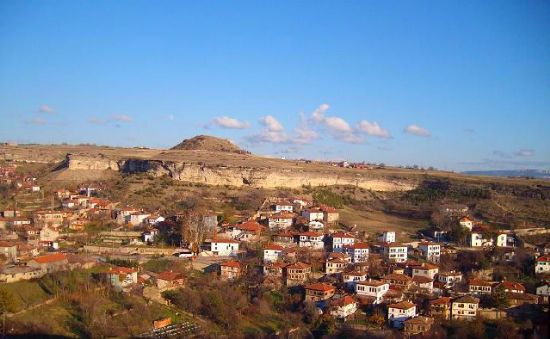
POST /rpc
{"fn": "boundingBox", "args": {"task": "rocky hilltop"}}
[1,140,418,191]
[170,135,249,154]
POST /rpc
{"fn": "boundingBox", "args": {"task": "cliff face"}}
[65,155,416,191]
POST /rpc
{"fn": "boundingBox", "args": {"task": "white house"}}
[331,232,355,252]
[496,233,507,248]
[459,217,474,231]
[342,271,367,290]
[381,243,408,263]
[380,231,396,243]
[536,255,550,274]
[263,243,284,263]
[469,231,493,247]
[343,243,369,263]
[437,271,463,288]
[536,283,550,304]
[298,231,324,249]
[274,202,293,212]
[355,280,389,304]
[308,220,325,231]
[129,212,150,226]
[146,215,165,225]
[411,263,439,280]
[39,226,59,242]
[451,296,479,320]
[268,211,294,230]
[330,296,357,319]
[418,242,441,263]
[387,301,416,329]
[210,239,240,256]
[302,208,324,222]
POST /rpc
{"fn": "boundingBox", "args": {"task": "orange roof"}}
[332,232,354,238]
[537,255,550,262]
[332,295,356,307]
[469,279,496,287]
[109,266,137,274]
[213,238,240,244]
[345,242,369,250]
[384,273,412,282]
[358,279,387,287]
[157,271,183,281]
[286,262,311,269]
[236,221,262,232]
[499,281,525,292]
[271,211,295,219]
[460,216,472,222]
[300,231,322,237]
[264,243,284,251]
[305,283,335,292]
[388,301,415,310]
[32,253,67,264]
[412,276,433,284]
[430,297,452,305]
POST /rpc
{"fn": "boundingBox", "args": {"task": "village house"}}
[468,279,497,295]
[263,243,284,263]
[429,297,452,320]
[106,266,138,291]
[380,231,396,243]
[209,238,240,256]
[308,220,325,232]
[536,282,549,304]
[0,266,44,283]
[497,281,525,294]
[404,316,434,336]
[411,262,439,279]
[342,271,367,290]
[459,216,474,230]
[451,295,479,320]
[284,262,312,286]
[329,295,357,319]
[304,283,336,302]
[437,271,463,288]
[469,227,493,247]
[273,201,293,212]
[298,231,324,249]
[232,221,262,242]
[39,226,60,242]
[535,255,550,274]
[343,242,369,263]
[355,279,389,304]
[418,242,441,263]
[267,211,294,230]
[381,242,408,263]
[263,261,286,278]
[301,208,324,222]
[320,205,339,224]
[506,292,539,306]
[387,301,416,329]
[145,214,165,226]
[331,232,355,252]
[219,260,243,281]
[0,241,17,262]
[33,210,64,228]
[412,275,433,292]
[383,273,413,290]
[27,253,68,273]
[129,211,150,226]
[325,254,349,275]
[273,230,296,247]
[156,271,185,290]
[496,233,508,247]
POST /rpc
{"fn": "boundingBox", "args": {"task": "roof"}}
[0,241,16,248]
[388,301,415,310]
[157,271,183,281]
[331,295,356,307]
[235,221,262,232]
[537,255,550,262]
[412,276,433,284]
[305,283,335,292]
[271,211,295,219]
[438,271,461,277]
[404,316,433,325]
[380,242,407,248]
[345,242,369,250]
[327,252,349,259]
[213,238,240,244]
[343,271,366,277]
[221,260,241,268]
[300,231,323,237]
[32,253,67,264]
[454,295,479,304]
[264,243,284,251]
[286,262,311,269]
[414,263,439,270]
[384,273,412,282]
[107,266,137,274]
[332,232,354,239]
[430,297,452,305]
[358,279,387,287]
[460,216,473,222]
[469,279,496,287]
[499,281,526,292]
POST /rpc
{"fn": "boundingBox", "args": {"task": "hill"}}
[170,135,249,154]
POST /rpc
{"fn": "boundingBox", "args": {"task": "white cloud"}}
[39,105,55,114]
[358,120,390,138]
[515,149,534,157]
[111,114,133,123]
[324,116,353,133]
[260,115,284,132]
[404,124,431,137]
[292,112,319,144]
[212,116,250,129]
[308,104,364,144]
[312,103,330,122]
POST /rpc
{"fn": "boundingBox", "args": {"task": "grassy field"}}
[338,206,428,242]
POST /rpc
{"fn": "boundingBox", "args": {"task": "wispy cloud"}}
[309,103,364,144]
[358,120,390,138]
[39,104,55,114]
[249,115,289,143]
[404,124,431,137]
[27,117,47,125]
[260,115,284,132]
[293,113,319,144]
[515,149,534,157]
[212,116,250,129]
[88,117,105,125]
[111,114,133,123]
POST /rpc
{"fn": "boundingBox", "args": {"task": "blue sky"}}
[1,0,549,171]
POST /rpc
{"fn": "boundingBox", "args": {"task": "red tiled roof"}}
[213,238,240,244]
[264,243,284,251]
[300,231,322,237]
[157,271,183,281]
[235,221,262,232]
[332,295,356,307]
[221,260,241,268]
[388,301,415,310]
[499,281,525,292]
[305,283,335,292]
[537,255,550,262]
[332,232,354,238]
[345,242,369,250]
[384,273,412,282]
[286,262,311,269]
[412,276,433,284]
[358,279,387,287]
[32,253,67,264]
[108,266,137,274]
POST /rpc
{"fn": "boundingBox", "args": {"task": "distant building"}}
[210,239,240,256]
[387,301,416,329]
[418,242,441,263]
[451,295,479,320]
[536,255,550,274]
[284,262,311,286]
[404,316,434,336]
[331,232,355,252]
[304,283,336,302]
[219,260,243,281]
[380,231,396,243]
[381,243,408,263]
[355,280,389,304]
[263,243,284,263]
[343,242,369,263]
[330,295,357,319]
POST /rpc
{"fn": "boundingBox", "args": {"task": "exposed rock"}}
[170,135,249,154]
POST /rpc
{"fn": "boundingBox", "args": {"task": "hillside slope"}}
[170,135,249,154]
